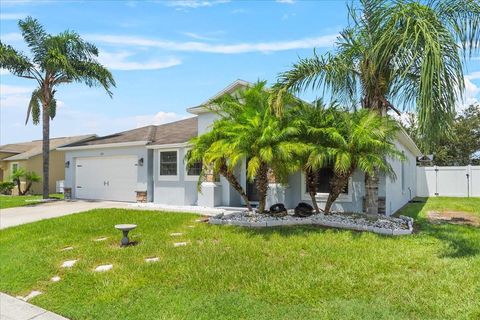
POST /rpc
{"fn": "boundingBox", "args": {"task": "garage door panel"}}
[75,156,137,202]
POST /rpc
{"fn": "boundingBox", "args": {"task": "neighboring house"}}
[0,135,95,194]
[62,80,421,215]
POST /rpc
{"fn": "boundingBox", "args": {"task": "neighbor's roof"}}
[61,117,198,148]
[1,134,96,161]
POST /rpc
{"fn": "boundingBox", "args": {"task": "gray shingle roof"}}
[64,117,198,147]
[1,135,96,161]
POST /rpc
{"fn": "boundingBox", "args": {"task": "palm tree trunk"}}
[42,102,50,199]
[256,162,269,214]
[363,99,386,215]
[365,171,379,214]
[325,172,350,214]
[15,179,22,196]
[305,168,320,213]
[23,182,33,195]
[219,160,253,212]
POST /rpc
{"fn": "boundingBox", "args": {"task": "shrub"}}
[0,182,15,195]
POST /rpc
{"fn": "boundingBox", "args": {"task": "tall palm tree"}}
[275,0,480,214]
[0,17,115,198]
[189,81,302,213]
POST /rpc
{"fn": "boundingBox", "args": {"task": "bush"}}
[0,182,15,195]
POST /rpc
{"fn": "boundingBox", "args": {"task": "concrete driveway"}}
[0,200,130,230]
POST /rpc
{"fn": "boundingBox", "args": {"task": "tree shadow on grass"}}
[398,198,480,258]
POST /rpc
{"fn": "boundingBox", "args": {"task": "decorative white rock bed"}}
[209,211,413,236]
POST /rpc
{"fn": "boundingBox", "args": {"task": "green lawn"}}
[0,193,64,209]
[0,197,479,320]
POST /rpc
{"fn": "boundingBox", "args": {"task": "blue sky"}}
[1,0,479,144]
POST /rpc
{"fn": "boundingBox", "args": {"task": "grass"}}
[0,193,64,209]
[0,197,479,320]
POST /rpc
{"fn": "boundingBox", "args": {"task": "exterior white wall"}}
[152,147,200,205]
[385,140,417,215]
[417,165,480,197]
[198,112,220,135]
[64,146,152,201]
[285,169,369,212]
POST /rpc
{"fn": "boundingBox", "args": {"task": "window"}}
[187,160,202,176]
[159,151,178,176]
[11,163,18,173]
[306,167,348,194]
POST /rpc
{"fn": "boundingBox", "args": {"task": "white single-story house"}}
[60,80,421,215]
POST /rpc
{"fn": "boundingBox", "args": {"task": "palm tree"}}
[275,0,480,214]
[188,125,255,212]
[0,17,115,199]
[321,110,403,213]
[189,81,302,214]
[288,100,341,213]
[10,168,41,195]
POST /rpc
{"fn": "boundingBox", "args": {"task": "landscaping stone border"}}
[209,211,413,236]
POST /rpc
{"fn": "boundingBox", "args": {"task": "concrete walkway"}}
[0,292,68,320]
[0,200,130,230]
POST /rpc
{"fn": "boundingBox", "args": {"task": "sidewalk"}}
[0,293,68,320]
[0,200,130,230]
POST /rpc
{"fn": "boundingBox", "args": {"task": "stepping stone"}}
[22,290,42,301]
[51,276,61,282]
[94,237,108,242]
[60,246,73,251]
[145,257,159,263]
[61,260,78,268]
[94,264,113,272]
[174,242,187,247]
[170,232,183,236]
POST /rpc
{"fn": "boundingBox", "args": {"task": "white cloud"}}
[97,50,182,71]
[0,69,11,76]
[465,71,480,81]
[135,111,191,127]
[276,0,295,4]
[181,32,217,41]
[0,32,23,42]
[86,33,337,54]
[0,13,27,20]
[164,0,230,8]
[0,84,32,116]
[462,76,479,107]
[1,84,33,96]
[0,98,191,144]
[230,8,246,14]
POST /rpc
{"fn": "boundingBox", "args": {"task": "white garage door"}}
[75,156,138,202]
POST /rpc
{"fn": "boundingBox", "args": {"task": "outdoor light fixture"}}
[65,161,70,168]
[138,158,144,166]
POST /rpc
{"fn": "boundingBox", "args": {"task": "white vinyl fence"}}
[416,165,480,197]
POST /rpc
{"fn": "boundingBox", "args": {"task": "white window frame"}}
[300,171,353,202]
[158,149,179,181]
[10,162,19,173]
[184,148,202,181]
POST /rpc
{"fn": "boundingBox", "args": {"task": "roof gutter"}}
[146,142,190,149]
[57,141,150,151]
[396,129,422,157]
